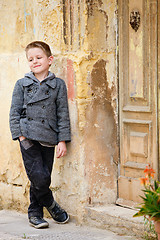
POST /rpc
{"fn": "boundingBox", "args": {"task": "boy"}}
[9,41,71,229]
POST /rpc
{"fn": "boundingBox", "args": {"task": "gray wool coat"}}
[9,71,71,145]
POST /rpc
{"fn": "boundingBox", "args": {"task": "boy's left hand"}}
[56,141,67,158]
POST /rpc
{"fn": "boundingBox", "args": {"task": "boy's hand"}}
[19,136,26,141]
[56,141,67,158]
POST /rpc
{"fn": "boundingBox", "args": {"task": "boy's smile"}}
[26,47,53,81]
[33,64,41,68]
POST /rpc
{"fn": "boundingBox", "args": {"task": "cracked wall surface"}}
[0,0,118,222]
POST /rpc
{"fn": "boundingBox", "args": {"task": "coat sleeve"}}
[56,80,71,143]
[9,80,24,140]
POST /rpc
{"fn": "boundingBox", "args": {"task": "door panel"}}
[117,0,158,208]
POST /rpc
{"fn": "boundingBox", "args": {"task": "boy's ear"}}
[48,55,54,65]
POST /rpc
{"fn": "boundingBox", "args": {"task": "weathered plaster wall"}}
[83,1,118,206]
[0,0,118,222]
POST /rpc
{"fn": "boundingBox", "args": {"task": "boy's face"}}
[26,47,53,76]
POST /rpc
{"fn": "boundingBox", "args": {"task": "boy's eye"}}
[37,57,42,59]
[28,59,33,62]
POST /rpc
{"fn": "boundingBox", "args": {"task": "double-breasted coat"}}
[9,72,71,145]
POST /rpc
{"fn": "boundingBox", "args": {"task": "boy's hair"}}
[25,41,52,57]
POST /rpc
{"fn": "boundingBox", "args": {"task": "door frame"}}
[117,0,159,205]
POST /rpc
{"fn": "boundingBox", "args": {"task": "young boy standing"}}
[9,41,71,229]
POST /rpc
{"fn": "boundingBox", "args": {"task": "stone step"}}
[84,205,145,238]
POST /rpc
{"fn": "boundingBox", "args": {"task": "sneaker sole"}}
[29,222,49,229]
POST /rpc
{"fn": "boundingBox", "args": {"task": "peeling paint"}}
[67,59,75,101]
[84,59,118,204]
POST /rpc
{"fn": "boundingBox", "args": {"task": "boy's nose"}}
[33,58,37,63]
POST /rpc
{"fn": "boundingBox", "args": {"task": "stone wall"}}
[0,0,118,223]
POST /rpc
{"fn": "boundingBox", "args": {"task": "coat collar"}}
[23,72,57,104]
[22,78,34,87]
[23,71,56,88]
[46,78,56,89]
[22,77,57,89]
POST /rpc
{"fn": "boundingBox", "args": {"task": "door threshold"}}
[116,198,139,210]
[84,204,144,237]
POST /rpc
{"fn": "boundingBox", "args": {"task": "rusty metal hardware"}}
[130,10,140,32]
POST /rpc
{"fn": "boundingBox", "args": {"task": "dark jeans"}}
[19,139,55,218]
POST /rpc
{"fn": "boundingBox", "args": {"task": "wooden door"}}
[117,0,158,208]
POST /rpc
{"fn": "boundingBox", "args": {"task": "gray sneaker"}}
[29,216,49,229]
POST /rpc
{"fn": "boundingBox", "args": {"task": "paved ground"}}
[0,210,142,240]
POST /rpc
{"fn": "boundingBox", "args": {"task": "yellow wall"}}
[0,0,118,222]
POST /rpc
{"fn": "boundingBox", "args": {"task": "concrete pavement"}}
[0,210,143,240]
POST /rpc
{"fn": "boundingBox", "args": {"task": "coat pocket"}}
[48,119,59,133]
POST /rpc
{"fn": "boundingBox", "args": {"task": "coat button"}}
[28,117,33,121]
[41,120,45,124]
[45,90,49,95]
[42,105,45,109]
[27,88,32,93]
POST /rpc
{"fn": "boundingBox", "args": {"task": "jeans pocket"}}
[20,139,34,150]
